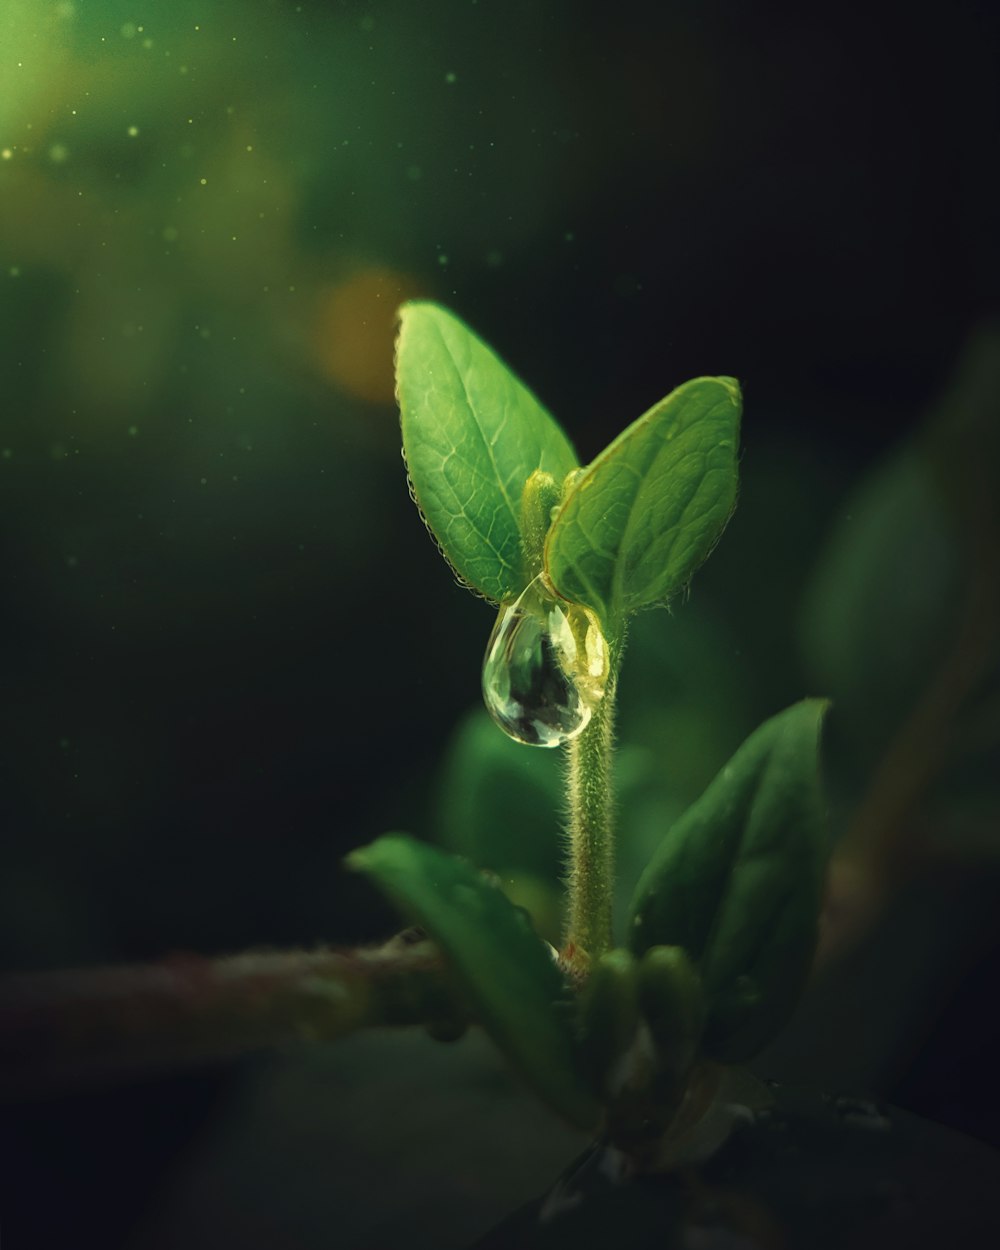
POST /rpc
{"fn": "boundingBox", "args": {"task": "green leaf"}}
[800,329,1000,768]
[347,834,598,1129]
[627,700,829,1063]
[799,447,960,760]
[545,377,741,624]
[435,709,565,942]
[396,302,579,603]
[436,709,564,884]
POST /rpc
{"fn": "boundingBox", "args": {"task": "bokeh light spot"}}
[313,267,423,406]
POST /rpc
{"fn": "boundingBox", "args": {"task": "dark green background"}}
[2,2,999,1247]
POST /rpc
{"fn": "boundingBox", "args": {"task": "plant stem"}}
[564,668,618,970]
[0,940,460,1099]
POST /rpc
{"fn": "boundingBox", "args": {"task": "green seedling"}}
[349,303,830,1161]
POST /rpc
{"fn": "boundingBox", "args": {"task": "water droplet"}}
[482,576,608,747]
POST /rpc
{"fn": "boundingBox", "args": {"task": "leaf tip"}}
[343,848,365,873]
[718,376,742,407]
[344,843,378,876]
[396,297,439,318]
[394,300,451,356]
[344,832,410,875]
[798,695,833,727]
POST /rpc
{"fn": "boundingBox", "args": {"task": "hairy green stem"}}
[564,668,618,968]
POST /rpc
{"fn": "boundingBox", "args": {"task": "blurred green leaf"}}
[799,448,961,756]
[921,324,1000,542]
[435,709,564,940]
[347,834,598,1129]
[800,328,1000,767]
[397,303,579,603]
[617,604,755,795]
[627,700,829,1063]
[436,710,563,883]
[545,377,741,625]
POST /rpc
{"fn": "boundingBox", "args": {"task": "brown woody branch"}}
[0,939,460,1099]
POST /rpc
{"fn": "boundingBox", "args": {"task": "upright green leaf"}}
[396,302,579,603]
[545,377,741,625]
[627,700,829,1063]
[347,834,598,1129]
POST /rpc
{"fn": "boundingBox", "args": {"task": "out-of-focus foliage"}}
[435,709,565,941]
[800,450,961,758]
[130,1031,587,1250]
[799,329,1000,863]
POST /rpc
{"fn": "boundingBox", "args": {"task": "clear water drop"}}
[482,576,609,747]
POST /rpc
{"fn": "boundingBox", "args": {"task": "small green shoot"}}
[349,302,829,1164]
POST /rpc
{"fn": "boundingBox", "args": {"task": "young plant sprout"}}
[348,303,829,1165]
